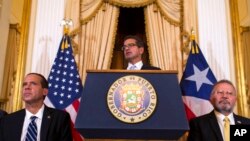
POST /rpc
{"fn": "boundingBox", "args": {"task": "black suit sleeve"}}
[60,112,73,141]
[141,65,161,70]
[42,108,73,141]
[187,118,202,141]
[0,110,7,118]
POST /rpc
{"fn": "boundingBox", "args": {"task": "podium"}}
[75,70,189,140]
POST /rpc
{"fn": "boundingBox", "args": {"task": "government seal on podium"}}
[107,75,157,123]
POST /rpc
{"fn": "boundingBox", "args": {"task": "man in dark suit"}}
[0,73,72,141]
[187,79,250,141]
[122,35,160,70]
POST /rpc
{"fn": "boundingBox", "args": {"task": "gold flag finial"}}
[60,19,73,49]
[60,19,73,35]
[190,28,195,41]
[190,29,199,54]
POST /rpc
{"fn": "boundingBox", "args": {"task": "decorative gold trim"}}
[107,6,120,69]
[80,1,104,25]
[155,0,182,26]
[12,0,32,112]
[240,26,250,33]
[144,5,153,65]
[9,24,21,33]
[230,0,249,117]
[108,0,154,8]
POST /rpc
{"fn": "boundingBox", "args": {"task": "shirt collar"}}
[127,61,143,70]
[25,104,45,120]
[214,110,235,124]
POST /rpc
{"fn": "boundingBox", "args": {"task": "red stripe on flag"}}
[70,121,84,141]
[184,104,196,121]
[72,99,80,112]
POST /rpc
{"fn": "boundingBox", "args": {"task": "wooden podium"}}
[75,70,189,140]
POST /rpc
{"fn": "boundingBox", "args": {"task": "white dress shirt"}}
[21,104,45,141]
[127,61,143,70]
[214,110,235,141]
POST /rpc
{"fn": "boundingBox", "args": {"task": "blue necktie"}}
[129,65,137,70]
[25,116,37,141]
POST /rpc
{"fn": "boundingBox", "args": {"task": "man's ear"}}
[139,47,144,55]
[43,88,48,96]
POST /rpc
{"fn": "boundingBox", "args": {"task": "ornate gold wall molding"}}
[11,0,32,112]
[0,24,20,104]
[230,0,250,117]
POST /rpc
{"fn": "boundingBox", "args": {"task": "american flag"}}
[180,39,217,121]
[44,34,83,141]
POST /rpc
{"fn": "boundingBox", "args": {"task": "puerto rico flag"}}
[180,39,217,121]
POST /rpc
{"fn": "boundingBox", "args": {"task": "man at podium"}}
[122,35,160,70]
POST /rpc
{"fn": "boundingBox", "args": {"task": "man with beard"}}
[187,79,250,141]
[122,35,160,70]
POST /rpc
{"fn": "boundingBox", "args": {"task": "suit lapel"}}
[40,106,52,141]
[234,114,243,125]
[208,111,224,141]
[15,110,26,140]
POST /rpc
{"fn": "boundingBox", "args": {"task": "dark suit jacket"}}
[187,111,250,141]
[0,110,7,118]
[0,105,72,141]
[141,64,161,70]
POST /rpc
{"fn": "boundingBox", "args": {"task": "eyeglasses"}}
[121,43,137,51]
[215,90,236,96]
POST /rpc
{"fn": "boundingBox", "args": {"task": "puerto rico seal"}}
[107,75,157,123]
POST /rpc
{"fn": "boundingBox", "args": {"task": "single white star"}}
[49,76,53,80]
[61,86,65,90]
[67,95,71,99]
[185,64,213,91]
[75,89,79,93]
[68,87,72,91]
[63,71,67,75]
[69,80,73,84]
[59,100,63,104]
[60,93,64,97]
[62,78,66,83]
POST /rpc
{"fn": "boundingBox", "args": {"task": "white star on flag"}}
[185,64,213,91]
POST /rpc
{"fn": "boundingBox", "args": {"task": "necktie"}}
[129,65,137,70]
[224,116,230,141]
[26,116,37,141]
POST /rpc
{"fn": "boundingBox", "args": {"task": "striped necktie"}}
[223,116,230,141]
[26,116,37,141]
